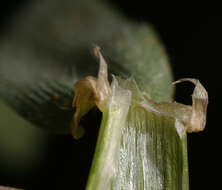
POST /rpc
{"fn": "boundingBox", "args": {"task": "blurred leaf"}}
[0,0,173,134]
[0,99,47,170]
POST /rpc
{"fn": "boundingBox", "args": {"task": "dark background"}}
[0,0,220,189]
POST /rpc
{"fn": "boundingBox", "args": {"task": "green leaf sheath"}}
[86,78,189,190]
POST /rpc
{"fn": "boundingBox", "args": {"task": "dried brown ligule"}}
[71,46,111,139]
[71,47,208,139]
[153,78,208,133]
[72,76,98,139]
[173,78,208,132]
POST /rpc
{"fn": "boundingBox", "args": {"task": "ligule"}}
[72,47,208,139]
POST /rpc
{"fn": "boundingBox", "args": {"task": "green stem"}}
[86,78,189,190]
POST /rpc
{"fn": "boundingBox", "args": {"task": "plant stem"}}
[86,77,189,190]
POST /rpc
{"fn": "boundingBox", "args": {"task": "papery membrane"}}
[72,47,208,138]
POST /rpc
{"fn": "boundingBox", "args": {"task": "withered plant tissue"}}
[72,46,208,139]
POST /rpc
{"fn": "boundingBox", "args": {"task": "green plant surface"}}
[0,100,47,175]
[85,77,189,190]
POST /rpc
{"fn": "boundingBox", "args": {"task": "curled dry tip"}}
[172,78,208,133]
[173,78,208,100]
[172,78,199,85]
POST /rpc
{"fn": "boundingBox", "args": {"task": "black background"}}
[0,0,220,189]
